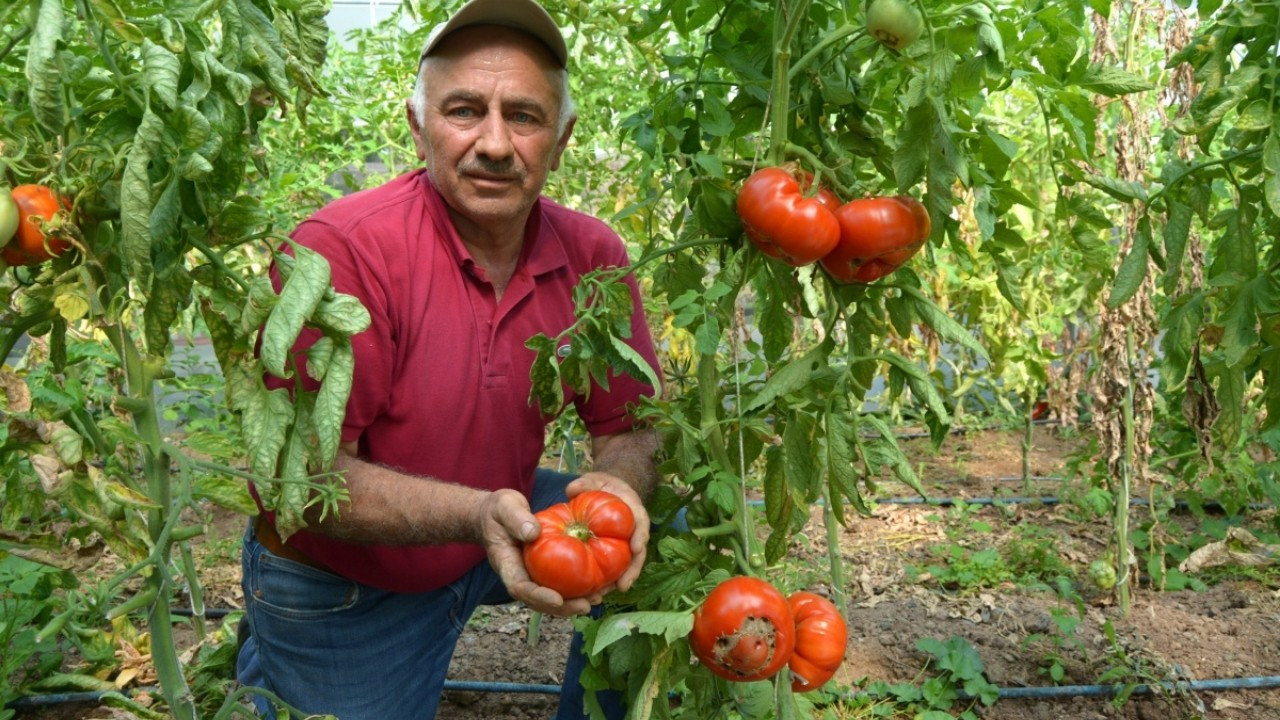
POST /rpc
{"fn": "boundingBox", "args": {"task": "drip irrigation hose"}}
[9,675,1280,709]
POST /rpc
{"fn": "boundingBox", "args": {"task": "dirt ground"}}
[13,425,1280,720]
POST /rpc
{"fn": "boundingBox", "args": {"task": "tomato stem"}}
[768,0,814,166]
[787,24,864,83]
[691,520,740,538]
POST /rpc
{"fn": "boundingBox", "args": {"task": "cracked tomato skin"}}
[690,576,796,682]
[2,185,69,267]
[866,0,925,50]
[522,490,635,600]
[821,195,931,283]
[737,166,841,266]
[788,592,848,692]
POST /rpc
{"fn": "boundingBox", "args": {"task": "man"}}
[235,0,662,717]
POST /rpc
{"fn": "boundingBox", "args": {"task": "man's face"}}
[411,26,573,235]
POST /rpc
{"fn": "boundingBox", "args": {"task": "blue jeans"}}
[236,468,623,719]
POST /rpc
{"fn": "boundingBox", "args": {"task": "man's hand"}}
[565,472,650,597]
[474,489,593,616]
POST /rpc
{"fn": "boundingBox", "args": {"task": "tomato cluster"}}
[735,166,931,284]
[0,185,70,267]
[522,490,635,600]
[689,576,848,691]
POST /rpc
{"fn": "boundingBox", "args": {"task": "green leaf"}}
[745,347,825,412]
[193,475,257,515]
[608,334,661,394]
[1077,64,1153,97]
[120,107,166,282]
[1222,279,1260,368]
[144,265,193,354]
[592,611,693,654]
[312,293,371,336]
[1084,174,1147,203]
[260,244,332,379]
[1162,199,1193,294]
[1106,219,1151,308]
[1264,126,1280,219]
[142,39,181,109]
[882,353,951,432]
[894,102,934,190]
[313,338,354,468]
[526,334,564,415]
[26,0,66,134]
[900,286,989,361]
[782,413,818,500]
[242,386,294,480]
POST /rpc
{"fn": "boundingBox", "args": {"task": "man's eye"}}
[512,112,535,124]
[451,107,475,118]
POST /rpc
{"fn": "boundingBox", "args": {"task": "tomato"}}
[690,576,796,682]
[866,0,925,51]
[736,166,841,266]
[820,195,931,283]
[522,490,635,599]
[0,189,19,248]
[787,592,848,692]
[1,185,70,266]
[1089,560,1117,590]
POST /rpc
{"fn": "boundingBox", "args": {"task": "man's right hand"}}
[474,489,594,617]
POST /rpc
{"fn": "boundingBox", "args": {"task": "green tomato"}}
[866,0,925,51]
[0,188,18,248]
[1088,560,1117,590]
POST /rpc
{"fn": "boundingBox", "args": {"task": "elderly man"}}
[235,1,661,717]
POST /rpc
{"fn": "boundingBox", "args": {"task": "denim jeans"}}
[236,468,623,719]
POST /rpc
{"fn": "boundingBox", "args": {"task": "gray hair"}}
[410,56,576,138]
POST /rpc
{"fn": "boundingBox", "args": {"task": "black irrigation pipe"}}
[11,676,1280,709]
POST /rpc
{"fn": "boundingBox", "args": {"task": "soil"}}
[13,425,1280,720]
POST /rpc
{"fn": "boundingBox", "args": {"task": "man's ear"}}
[406,101,428,162]
[550,116,577,172]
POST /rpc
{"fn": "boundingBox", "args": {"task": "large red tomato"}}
[689,577,796,682]
[821,195,931,283]
[2,185,70,266]
[522,490,635,599]
[787,592,848,692]
[736,166,841,266]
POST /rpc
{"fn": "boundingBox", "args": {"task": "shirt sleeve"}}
[573,250,664,438]
[262,218,395,445]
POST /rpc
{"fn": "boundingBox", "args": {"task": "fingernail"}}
[520,521,537,539]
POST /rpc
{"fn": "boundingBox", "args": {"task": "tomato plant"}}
[1,184,68,266]
[865,0,925,51]
[0,188,18,247]
[821,195,931,283]
[787,592,847,692]
[523,490,635,599]
[689,576,796,682]
[736,166,840,266]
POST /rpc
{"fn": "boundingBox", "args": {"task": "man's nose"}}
[474,112,514,161]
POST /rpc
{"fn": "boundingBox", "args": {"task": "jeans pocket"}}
[251,552,360,620]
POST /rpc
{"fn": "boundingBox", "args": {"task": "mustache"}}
[458,157,525,179]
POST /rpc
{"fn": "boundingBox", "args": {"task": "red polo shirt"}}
[260,170,660,593]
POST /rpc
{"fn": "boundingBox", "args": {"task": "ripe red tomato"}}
[866,0,925,51]
[2,185,70,266]
[820,195,931,283]
[736,166,841,266]
[787,592,848,692]
[522,490,635,599]
[689,576,796,682]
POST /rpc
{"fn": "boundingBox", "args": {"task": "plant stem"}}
[1022,387,1035,495]
[1116,326,1135,617]
[787,24,863,82]
[823,485,848,618]
[768,0,814,166]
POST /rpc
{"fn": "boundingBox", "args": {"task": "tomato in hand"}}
[1,185,70,267]
[787,592,848,692]
[690,576,796,682]
[736,166,841,266]
[866,0,925,51]
[522,490,635,600]
[820,195,931,283]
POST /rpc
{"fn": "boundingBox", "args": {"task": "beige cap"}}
[419,0,568,68]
